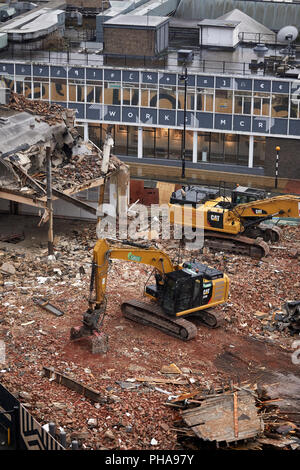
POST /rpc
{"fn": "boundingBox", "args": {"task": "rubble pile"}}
[33,145,122,192]
[0,93,125,196]
[170,380,300,450]
[0,220,299,450]
[258,301,300,335]
[8,92,69,126]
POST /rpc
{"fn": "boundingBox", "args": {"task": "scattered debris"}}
[181,388,264,445]
[43,366,106,404]
[0,232,25,244]
[33,297,64,317]
[0,262,16,276]
[161,363,182,375]
[261,301,300,335]
[0,216,299,451]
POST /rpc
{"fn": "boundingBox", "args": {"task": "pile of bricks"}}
[8,92,69,126]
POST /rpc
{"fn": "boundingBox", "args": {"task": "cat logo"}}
[207,211,224,229]
[203,288,210,296]
[252,208,267,215]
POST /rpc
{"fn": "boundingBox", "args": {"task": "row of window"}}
[83,124,265,167]
[2,75,298,119]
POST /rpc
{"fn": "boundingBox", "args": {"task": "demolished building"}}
[0,92,129,226]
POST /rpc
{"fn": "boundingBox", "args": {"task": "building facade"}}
[0,60,300,186]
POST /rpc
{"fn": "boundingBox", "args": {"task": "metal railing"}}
[0,44,298,77]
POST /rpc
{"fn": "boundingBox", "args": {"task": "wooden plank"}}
[43,366,105,403]
[233,391,239,439]
[156,181,176,205]
[135,376,188,385]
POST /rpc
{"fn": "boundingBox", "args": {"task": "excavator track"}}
[203,231,270,258]
[191,308,224,328]
[259,224,282,243]
[121,299,198,341]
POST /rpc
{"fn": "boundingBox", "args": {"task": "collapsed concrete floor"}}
[0,214,300,450]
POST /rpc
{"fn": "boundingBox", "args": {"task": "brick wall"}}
[265,137,300,180]
[104,28,156,57]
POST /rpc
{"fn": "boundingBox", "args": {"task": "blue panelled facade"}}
[1,61,300,169]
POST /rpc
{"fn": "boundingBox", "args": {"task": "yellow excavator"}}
[70,238,229,344]
[169,185,300,258]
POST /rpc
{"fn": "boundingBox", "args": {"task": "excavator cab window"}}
[159,270,203,317]
[231,187,267,206]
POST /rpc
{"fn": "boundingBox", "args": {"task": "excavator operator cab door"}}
[159,270,203,317]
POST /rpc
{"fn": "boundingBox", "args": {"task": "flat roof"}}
[198,19,240,28]
[104,14,170,28]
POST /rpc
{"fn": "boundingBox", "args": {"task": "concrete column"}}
[192,131,198,163]
[84,123,89,142]
[138,127,143,159]
[248,135,254,168]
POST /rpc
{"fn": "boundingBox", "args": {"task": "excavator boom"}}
[232,194,300,219]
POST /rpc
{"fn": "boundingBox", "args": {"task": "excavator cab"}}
[231,186,267,206]
[146,261,223,317]
[157,270,204,317]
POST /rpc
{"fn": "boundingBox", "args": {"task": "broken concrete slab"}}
[0,262,16,275]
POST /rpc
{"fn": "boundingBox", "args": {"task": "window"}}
[122,83,139,106]
[196,89,213,112]
[104,82,121,105]
[86,81,102,103]
[177,86,195,111]
[234,91,252,114]
[159,86,176,110]
[253,93,270,116]
[198,132,249,166]
[253,136,265,166]
[33,80,49,100]
[271,94,288,118]
[69,84,85,102]
[51,79,67,101]
[215,90,233,114]
[16,80,32,99]
[141,84,158,108]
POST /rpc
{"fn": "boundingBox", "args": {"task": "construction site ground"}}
[0,214,300,450]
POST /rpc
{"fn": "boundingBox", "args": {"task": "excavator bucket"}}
[70,326,109,354]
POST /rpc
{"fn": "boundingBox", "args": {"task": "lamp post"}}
[179,66,188,179]
[275,146,280,189]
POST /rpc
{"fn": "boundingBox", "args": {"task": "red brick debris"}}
[0,222,299,450]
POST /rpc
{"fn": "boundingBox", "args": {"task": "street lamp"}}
[179,66,188,179]
[275,146,280,189]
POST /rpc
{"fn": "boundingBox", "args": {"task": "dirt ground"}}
[0,214,300,450]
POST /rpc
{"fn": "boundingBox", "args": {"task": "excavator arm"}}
[92,238,175,306]
[232,195,300,219]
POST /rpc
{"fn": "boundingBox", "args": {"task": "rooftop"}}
[198,19,241,28]
[104,14,170,28]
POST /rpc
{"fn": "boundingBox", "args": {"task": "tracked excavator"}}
[169,185,300,258]
[70,238,229,345]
